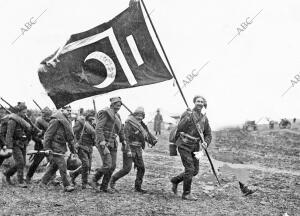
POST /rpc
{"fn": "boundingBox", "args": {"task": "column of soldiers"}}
[0,95,212,201]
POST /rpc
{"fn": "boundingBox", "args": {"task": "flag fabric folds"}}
[38,1,172,108]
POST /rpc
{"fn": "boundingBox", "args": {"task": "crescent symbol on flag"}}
[84,51,116,88]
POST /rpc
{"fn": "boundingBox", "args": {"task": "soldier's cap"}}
[133,106,145,117]
[15,102,27,112]
[42,106,52,116]
[110,97,122,105]
[193,95,207,108]
[84,110,95,120]
[61,105,71,110]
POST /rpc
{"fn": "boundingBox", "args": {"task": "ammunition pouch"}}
[179,132,200,144]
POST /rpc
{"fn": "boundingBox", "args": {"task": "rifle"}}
[122,103,157,147]
[27,150,64,156]
[190,111,221,186]
[0,103,12,114]
[33,99,42,111]
[92,99,97,115]
[0,97,42,134]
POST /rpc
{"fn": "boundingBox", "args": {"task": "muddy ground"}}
[0,127,299,216]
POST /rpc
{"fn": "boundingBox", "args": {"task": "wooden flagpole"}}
[140,0,221,185]
[140,0,189,108]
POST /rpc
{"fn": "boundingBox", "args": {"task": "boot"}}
[182,193,198,201]
[64,185,75,192]
[171,182,178,195]
[70,172,77,185]
[25,176,32,184]
[135,187,147,193]
[18,182,28,188]
[110,178,116,190]
[90,180,100,192]
[135,185,147,194]
[2,172,14,185]
[100,185,115,194]
[82,184,92,189]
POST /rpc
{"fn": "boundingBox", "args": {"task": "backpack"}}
[169,125,179,144]
[0,116,9,148]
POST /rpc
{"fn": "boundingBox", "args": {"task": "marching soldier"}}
[40,105,77,192]
[70,110,96,189]
[170,95,212,201]
[3,102,32,188]
[91,97,128,193]
[26,107,52,183]
[110,107,152,193]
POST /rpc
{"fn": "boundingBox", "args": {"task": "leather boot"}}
[64,185,75,192]
[171,182,178,195]
[182,193,198,201]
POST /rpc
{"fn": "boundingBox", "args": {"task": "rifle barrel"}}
[33,99,42,111]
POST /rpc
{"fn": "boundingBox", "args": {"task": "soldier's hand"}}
[44,150,52,156]
[201,141,208,149]
[99,141,106,148]
[127,151,132,158]
[5,148,12,154]
[2,145,7,150]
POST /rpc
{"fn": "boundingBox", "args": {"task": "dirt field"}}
[0,127,299,216]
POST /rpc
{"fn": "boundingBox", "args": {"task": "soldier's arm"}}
[35,118,42,130]
[118,121,125,144]
[5,120,16,149]
[43,119,59,151]
[73,120,83,141]
[123,122,132,152]
[177,111,190,132]
[203,118,212,146]
[95,111,107,146]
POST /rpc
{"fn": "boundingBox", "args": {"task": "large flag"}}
[38,1,172,108]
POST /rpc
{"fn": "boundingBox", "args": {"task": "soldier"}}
[40,105,77,192]
[25,107,52,183]
[2,102,32,188]
[90,97,128,193]
[70,110,96,189]
[170,95,212,201]
[154,109,163,135]
[110,107,153,193]
[73,108,85,141]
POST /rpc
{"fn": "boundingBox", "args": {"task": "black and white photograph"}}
[0,0,299,215]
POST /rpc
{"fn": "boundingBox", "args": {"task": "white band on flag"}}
[61,28,137,86]
[126,35,144,66]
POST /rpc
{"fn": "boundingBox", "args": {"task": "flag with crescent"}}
[38,0,172,108]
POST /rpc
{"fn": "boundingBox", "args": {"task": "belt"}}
[180,132,200,143]
[130,141,142,146]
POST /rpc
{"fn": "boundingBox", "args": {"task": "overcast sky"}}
[0,0,299,129]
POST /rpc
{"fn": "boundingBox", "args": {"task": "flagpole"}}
[140,0,189,108]
[140,0,221,185]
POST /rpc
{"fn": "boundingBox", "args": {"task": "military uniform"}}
[92,107,125,191]
[71,119,95,187]
[154,111,163,135]
[110,113,149,192]
[26,116,50,182]
[4,113,32,185]
[171,109,212,197]
[41,111,76,189]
